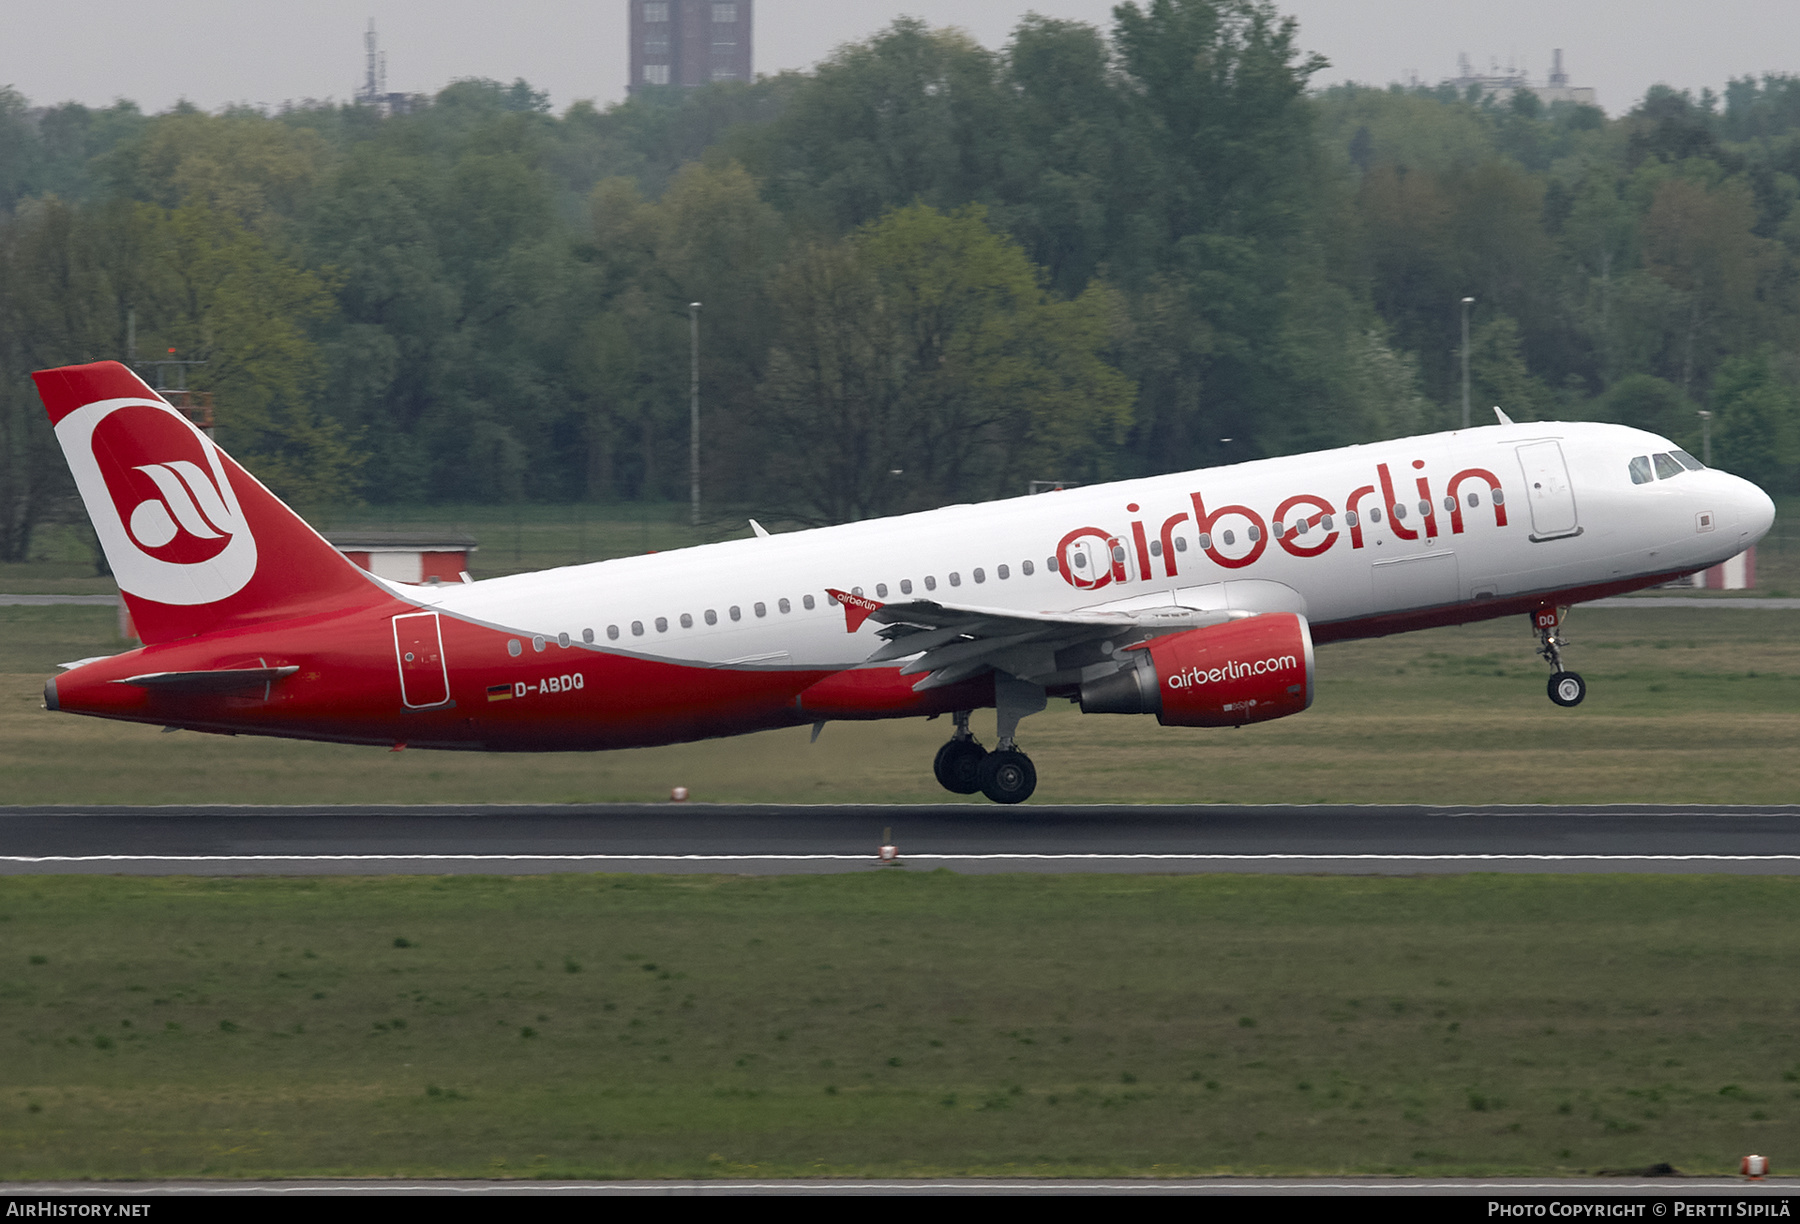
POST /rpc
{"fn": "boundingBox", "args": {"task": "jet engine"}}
[1077,612,1315,727]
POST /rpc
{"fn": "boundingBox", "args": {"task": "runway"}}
[4,802,1800,874]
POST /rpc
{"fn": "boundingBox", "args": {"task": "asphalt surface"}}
[4,802,1800,874]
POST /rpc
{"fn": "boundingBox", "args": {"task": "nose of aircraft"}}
[1734,474,1777,545]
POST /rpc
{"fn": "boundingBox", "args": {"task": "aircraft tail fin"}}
[32,361,388,644]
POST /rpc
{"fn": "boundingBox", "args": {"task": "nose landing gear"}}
[1532,606,1586,707]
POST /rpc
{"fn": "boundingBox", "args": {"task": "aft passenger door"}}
[393,611,450,708]
[1516,441,1581,541]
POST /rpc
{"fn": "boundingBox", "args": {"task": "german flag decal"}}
[486,683,513,702]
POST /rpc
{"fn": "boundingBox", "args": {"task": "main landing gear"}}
[932,716,986,794]
[933,675,1047,804]
[1532,606,1586,708]
[933,713,1040,805]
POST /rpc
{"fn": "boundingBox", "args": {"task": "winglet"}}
[1493,405,1515,426]
[825,588,882,633]
[749,519,770,538]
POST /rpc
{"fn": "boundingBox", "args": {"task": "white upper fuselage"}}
[411,421,1776,667]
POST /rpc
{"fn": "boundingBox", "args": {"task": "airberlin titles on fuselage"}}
[1055,459,1507,588]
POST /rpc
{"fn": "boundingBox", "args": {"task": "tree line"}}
[4,0,1799,563]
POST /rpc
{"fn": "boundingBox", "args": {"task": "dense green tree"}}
[6,2,1800,562]
[755,204,1132,522]
[1709,350,1800,491]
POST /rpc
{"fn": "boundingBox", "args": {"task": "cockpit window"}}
[1653,452,1683,480]
[1628,455,1653,485]
[1672,449,1705,471]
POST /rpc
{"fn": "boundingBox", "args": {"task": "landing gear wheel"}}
[977,749,1037,805]
[1548,671,1586,707]
[933,738,986,794]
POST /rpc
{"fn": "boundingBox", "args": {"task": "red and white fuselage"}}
[36,362,1776,768]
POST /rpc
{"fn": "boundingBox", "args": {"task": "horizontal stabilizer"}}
[116,666,299,693]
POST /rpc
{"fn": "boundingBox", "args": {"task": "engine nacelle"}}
[1077,612,1315,727]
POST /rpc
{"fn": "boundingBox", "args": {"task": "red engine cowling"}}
[1077,613,1315,727]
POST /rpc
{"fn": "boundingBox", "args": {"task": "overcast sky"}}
[8,1,1800,118]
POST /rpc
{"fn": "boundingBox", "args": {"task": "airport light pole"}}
[689,301,701,528]
[1698,409,1713,466]
[1460,296,1475,429]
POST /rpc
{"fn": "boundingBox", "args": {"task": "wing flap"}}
[829,585,1250,690]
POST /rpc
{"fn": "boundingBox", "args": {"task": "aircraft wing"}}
[825,588,1242,691]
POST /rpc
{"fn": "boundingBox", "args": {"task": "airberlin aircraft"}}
[36,361,1776,803]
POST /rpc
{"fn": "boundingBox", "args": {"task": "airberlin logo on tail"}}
[54,398,257,606]
[127,460,238,550]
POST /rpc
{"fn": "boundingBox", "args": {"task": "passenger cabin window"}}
[559,632,570,647]
[655,617,668,633]
[900,579,913,595]
[803,594,816,610]
[582,628,594,643]
[679,613,693,628]
[973,568,985,583]
[779,598,791,613]
[949,572,962,586]
[1022,560,1035,574]
[1629,455,1653,484]
[704,610,717,625]
[998,564,1010,579]
[631,621,645,636]
[875,584,887,598]
[754,602,767,617]
[607,625,619,641]
[729,607,741,622]
[924,576,937,590]
[1653,452,1684,480]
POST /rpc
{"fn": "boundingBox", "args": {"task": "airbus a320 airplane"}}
[36,361,1775,803]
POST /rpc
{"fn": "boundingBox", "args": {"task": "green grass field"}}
[3,873,1798,1179]
[3,518,1797,1181]
[3,602,1797,805]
